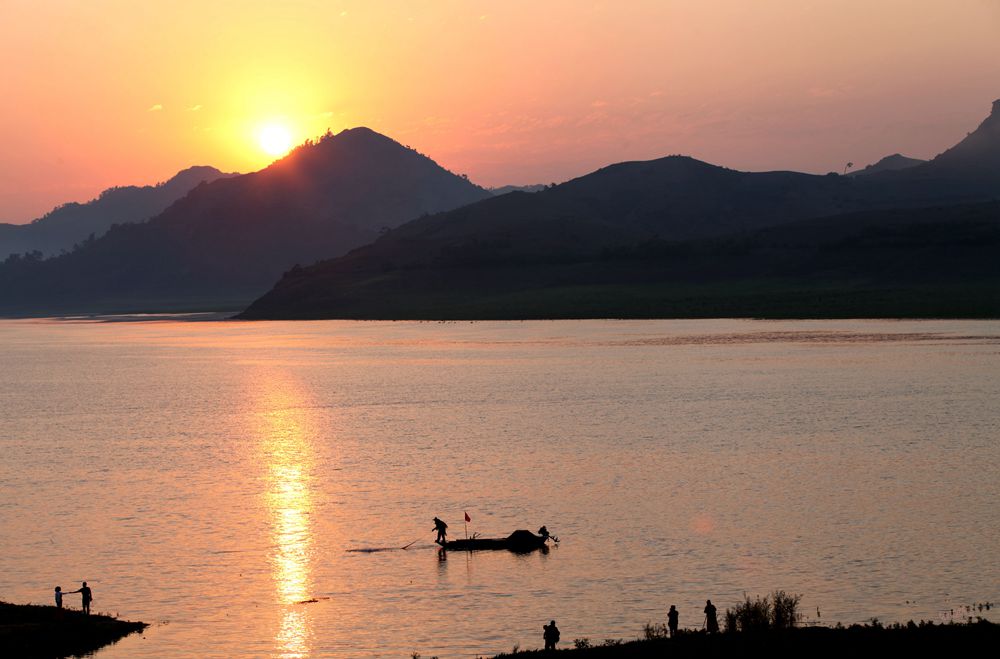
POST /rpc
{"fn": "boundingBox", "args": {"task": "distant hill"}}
[490,184,547,195]
[0,166,236,259]
[240,99,1000,320]
[0,128,490,314]
[847,154,925,177]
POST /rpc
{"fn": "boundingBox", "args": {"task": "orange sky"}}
[2,0,999,222]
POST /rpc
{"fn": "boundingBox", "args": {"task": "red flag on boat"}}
[465,511,471,523]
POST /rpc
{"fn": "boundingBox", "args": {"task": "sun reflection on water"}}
[255,372,317,657]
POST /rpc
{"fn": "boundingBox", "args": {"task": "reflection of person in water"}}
[704,599,718,633]
[543,620,560,651]
[433,517,448,544]
[668,604,679,637]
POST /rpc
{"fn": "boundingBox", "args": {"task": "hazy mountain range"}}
[0,166,236,260]
[2,100,999,318]
[0,129,489,313]
[489,184,547,196]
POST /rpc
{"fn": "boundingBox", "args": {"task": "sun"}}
[258,123,294,157]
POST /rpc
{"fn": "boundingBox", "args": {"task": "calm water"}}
[1,318,998,658]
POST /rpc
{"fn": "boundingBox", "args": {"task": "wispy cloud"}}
[187,104,202,112]
[147,104,163,112]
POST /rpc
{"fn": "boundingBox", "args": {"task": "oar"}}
[401,539,419,550]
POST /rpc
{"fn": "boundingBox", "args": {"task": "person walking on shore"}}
[667,604,679,637]
[433,517,448,545]
[69,582,93,614]
[704,599,718,634]
[543,620,560,651]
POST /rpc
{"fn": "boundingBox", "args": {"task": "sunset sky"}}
[2,0,999,223]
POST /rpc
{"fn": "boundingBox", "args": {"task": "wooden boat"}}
[439,529,552,552]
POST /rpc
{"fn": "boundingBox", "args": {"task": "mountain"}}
[0,166,236,259]
[239,201,1000,319]
[0,128,490,314]
[490,184,547,195]
[847,154,925,177]
[920,99,1000,176]
[240,99,1000,320]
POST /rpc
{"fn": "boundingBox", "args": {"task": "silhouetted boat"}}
[439,529,552,552]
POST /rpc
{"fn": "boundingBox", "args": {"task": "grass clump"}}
[725,590,801,633]
[643,622,670,640]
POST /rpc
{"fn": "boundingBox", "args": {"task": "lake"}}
[1,318,998,657]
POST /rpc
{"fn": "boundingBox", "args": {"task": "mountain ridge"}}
[0,127,491,314]
[847,154,925,177]
[239,99,1000,320]
[0,166,237,259]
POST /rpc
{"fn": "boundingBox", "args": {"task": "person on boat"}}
[537,526,550,541]
[68,582,93,614]
[704,599,718,634]
[433,517,448,544]
[668,604,679,637]
[543,620,560,651]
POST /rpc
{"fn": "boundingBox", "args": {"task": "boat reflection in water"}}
[256,371,318,658]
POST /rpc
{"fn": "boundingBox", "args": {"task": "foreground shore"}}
[0,601,147,658]
[489,620,1000,658]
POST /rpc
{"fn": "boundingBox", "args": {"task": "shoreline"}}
[0,601,147,658]
[487,620,1000,658]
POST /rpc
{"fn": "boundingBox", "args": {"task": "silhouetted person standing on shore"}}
[543,620,560,651]
[668,604,679,637]
[704,599,718,634]
[433,517,448,545]
[54,586,65,620]
[69,582,93,614]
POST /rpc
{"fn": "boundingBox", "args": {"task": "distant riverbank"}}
[0,601,146,658]
[487,620,1000,658]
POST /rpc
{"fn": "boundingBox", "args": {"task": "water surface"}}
[1,319,997,657]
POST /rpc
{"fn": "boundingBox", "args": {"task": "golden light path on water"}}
[254,369,317,658]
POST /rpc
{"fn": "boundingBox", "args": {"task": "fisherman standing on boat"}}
[433,517,448,545]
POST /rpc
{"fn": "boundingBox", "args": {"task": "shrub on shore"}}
[724,590,801,633]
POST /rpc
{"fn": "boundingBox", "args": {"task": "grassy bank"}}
[489,620,1000,658]
[0,601,147,658]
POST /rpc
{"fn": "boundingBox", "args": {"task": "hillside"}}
[237,200,1000,319]
[0,128,490,314]
[242,98,1000,318]
[847,154,925,177]
[239,100,1000,320]
[0,166,235,259]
